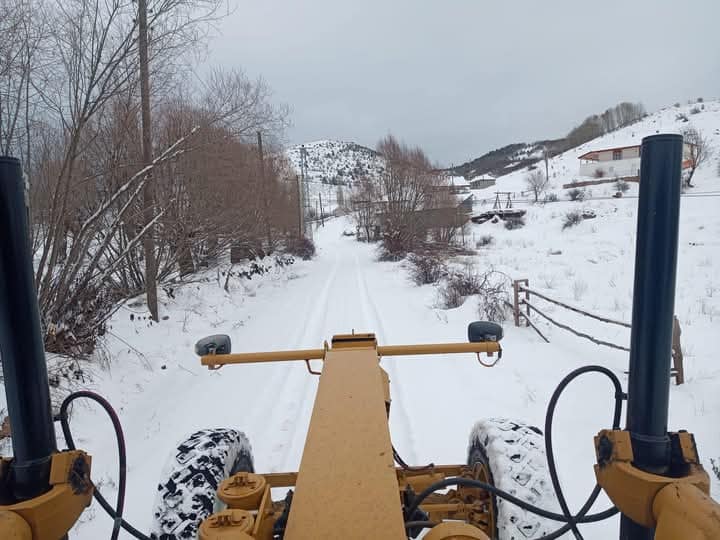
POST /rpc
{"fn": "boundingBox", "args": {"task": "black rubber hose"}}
[404,520,438,530]
[58,391,151,540]
[544,365,624,539]
[540,485,619,540]
[404,477,614,525]
[405,365,623,537]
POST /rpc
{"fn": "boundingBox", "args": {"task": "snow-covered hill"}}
[449,139,563,180]
[286,140,385,185]
[285,140,387,214]
[479,99,720,196]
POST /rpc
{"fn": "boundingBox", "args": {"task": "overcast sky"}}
[208,0,720,166]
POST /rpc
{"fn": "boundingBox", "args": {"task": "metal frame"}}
[197,333,501,539]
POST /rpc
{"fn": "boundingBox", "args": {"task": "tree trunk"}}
[138,0,159,321]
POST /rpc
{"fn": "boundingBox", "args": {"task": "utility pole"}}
[295,175,304,237]
[319,192,325,226]
[138,0,158,322]
[300,145,312,237]
[257,131,271,247]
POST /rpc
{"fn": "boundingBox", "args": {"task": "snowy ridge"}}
[285,139,385,185]
[482,99,720,195]
[450,140,557,180]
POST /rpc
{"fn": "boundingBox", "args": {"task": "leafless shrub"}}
[563,210,584,230]
[504,217,525,230]
[545,193,559,203]
[476,235,494,247]
[567,187,586,201]
[437,265,509,318]
[573,279,588,301]
[681,127,711,187]
[525,169,548,202]
[477,272,510,322]
[540,273,557,289]
[407,254,446,285]
[594,168,606,179]
[689,106,701,115]
[283,236,316,260]
[437,264,482,308]
[615,179,630,193]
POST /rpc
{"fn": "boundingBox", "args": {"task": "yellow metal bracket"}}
[0,450,93,540]
[594,429,720,537]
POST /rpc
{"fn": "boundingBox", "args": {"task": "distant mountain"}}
[286,140,385,185]
[486,98,720,194]
[449,101,646,179]
[447,139,565,179]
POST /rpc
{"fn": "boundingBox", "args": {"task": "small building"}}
[456,194,474,213]
[448,176,471,195]
[469,175,496,190]
[578,142,695,180]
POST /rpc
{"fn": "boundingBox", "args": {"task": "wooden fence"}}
[509,279,684,384]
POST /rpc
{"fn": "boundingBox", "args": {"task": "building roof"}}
[578,140,695,161]
[448,175,469,187]
[470,174,496,182]
[577,144,639,161]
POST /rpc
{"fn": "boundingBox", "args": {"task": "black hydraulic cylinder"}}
[0,156,56,500]
[620,134,683,539]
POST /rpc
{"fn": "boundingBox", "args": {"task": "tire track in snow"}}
[355,257,419,464]
[266,256,339,471]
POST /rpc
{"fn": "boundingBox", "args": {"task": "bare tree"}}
[681,127,711,188]
[526,169,548,202]
[376,134,440,254]
[0,0,294,362]
[351,177,379,241]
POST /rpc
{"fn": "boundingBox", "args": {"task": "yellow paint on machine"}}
[284,346,406,539]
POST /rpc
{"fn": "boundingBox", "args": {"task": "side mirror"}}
[195,334,232,356]
[468,321,503,343]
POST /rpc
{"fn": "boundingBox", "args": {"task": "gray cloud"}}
[207,0,720,165]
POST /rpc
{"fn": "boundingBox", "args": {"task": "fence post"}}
[512,279,529,327]
[672,315,684,385]
[523,280,530,324]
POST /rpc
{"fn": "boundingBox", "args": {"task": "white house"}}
[578,143,695,179]
[448,175,471,194]
[469,175,496,190]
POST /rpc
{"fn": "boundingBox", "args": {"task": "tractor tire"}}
[467,419,557,539]
[150,428,254,540]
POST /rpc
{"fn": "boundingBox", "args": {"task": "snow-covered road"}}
[67,214,718,539]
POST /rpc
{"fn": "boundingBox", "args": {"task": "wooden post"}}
[512,279,529,327]
[671,315,684,385]
[523,280,530,324]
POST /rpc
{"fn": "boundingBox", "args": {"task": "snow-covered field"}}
[1,101,717,539]
[64,182,718,538]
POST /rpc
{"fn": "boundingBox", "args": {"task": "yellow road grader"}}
[0,134,718,540]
